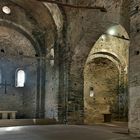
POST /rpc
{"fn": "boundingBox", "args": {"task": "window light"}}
[2,6,11,15]
[16,70,25,87]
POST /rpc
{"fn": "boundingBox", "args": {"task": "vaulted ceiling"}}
[0,0,64,55]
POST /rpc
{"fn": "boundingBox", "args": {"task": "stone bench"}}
[0,111,17,119]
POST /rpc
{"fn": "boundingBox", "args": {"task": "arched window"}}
[50,48,55,67]
[16,69,25,87]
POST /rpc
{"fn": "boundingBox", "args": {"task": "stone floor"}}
[0,124,138,140]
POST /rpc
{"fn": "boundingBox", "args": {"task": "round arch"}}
[84,24,129,124]
[0,19,43,56]
[86,53,122,71]
[0,22,46,119]
[84,56,120,123]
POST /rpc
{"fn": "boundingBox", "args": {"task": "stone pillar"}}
[2,113,8,119]
[11,112,16,119]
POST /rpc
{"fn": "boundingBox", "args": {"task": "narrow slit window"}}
[0,70,2,88]
[16,70,25,87]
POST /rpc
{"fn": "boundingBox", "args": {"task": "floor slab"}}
[0,125,138,140]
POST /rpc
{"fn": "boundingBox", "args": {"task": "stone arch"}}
[84,24,129,123]
[9,0,58,53]
[87,52,122,70]
[0,24,46,119]
[63,1,130,121]
[43,2,64,34]
[84,56,120,123]
[87,24,130,68]
[0,0,64,122]
[0,19,43,56]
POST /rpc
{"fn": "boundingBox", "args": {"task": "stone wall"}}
[84,58,119,123]
[45,56,59,121]
[129,0,140,136]
[84,32,129,124]
[0,26,37,118]
[59,0,130,124]
[0,0,58,120]
[0,0,133,126]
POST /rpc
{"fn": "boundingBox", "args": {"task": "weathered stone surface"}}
[129,0,140,136]
[0,0,58,120]
[59,0,130,124]
[84,58,119,123]
[0,26,37,118]
[1,0,140,138]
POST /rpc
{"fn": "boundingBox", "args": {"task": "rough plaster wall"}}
[129,0,140,136]
[84,58,119,123]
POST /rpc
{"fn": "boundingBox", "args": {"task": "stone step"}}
[0,119,57,127]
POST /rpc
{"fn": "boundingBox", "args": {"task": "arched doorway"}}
[84,25,129,124]
[84,57,119,123]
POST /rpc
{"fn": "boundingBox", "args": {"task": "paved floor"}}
[0,124,138,140]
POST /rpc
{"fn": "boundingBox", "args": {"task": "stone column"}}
[11,112,16,119]
[2,112,8,119]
